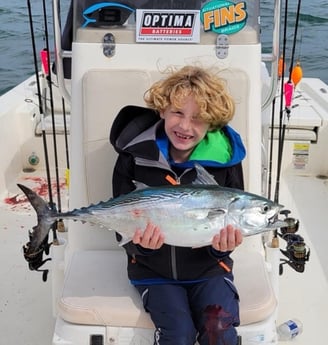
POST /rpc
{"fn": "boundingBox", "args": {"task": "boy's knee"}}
[198,325,238,345]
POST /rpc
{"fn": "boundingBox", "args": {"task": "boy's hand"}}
[212,224,243,252]
[133,222,165,249]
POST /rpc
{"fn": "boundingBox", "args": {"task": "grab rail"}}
[53,0,71,104]
[261,0,281,111]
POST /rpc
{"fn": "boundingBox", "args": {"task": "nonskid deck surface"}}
[0,209,55,345]
[276,174,328,345]
[0,171,68,344]
[278,174,328,280]
[1,171,69,214]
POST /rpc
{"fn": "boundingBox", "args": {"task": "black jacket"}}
[110,106,246,283]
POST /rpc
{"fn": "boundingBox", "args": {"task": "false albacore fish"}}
[18,183,285,257]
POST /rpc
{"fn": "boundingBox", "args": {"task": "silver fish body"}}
[18,183,285,256]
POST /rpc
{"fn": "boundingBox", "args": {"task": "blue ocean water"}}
[1,0,328,96]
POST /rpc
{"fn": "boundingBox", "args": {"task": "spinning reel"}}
[278,210,310,275]
[23,234,51,282]
[22,220,62,282]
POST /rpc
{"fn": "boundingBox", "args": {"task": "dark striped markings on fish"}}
[18,182,286,261]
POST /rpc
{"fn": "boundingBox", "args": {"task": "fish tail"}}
[17,184,57,258]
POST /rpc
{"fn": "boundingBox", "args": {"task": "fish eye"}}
[261,203,270,213]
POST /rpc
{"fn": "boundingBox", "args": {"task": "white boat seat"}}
[57,248,276,328]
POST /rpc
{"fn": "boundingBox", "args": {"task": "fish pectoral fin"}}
[184,208,226,220]
[184,209,212,220]
[207,208,226,219]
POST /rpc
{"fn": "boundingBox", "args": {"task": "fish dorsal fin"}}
[193,163,219,185]
[134,163,218,188]
[133,180,149,190]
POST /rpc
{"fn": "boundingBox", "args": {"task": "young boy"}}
[110,65,246,345]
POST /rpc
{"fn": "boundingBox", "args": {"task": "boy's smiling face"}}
[160,94,210,163]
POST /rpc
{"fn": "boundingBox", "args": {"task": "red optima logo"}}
[140,12,195,36]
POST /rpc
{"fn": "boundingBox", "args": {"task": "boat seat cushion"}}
[58,249,276,328]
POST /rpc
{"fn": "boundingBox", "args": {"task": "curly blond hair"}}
[144,66,235,129]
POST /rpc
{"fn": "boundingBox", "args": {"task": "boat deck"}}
[276,174,328,344]
[0,173,67,344]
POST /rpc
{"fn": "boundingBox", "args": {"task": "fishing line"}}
[298,28,303,60]
[287,0,303,83]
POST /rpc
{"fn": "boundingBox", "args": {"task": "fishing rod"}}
[43,0,72,235]
[56,0,71,191]
[274,0,303,203]
[267,93,277,202]
[273,0,302,213]
[273,0,289,205]
[266,0,290,249]
[271,0,310,274]
[26,0,55,281]
[42,0,62,215]
[27,0,53,205]
[62,97,70,189]
[25,0,70,281]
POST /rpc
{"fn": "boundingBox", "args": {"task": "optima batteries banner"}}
[136,10,200,43]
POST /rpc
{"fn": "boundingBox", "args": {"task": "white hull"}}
[1,1,328,344]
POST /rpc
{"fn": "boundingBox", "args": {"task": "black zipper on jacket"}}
[170,247,178,280]
[135,157,193,185]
